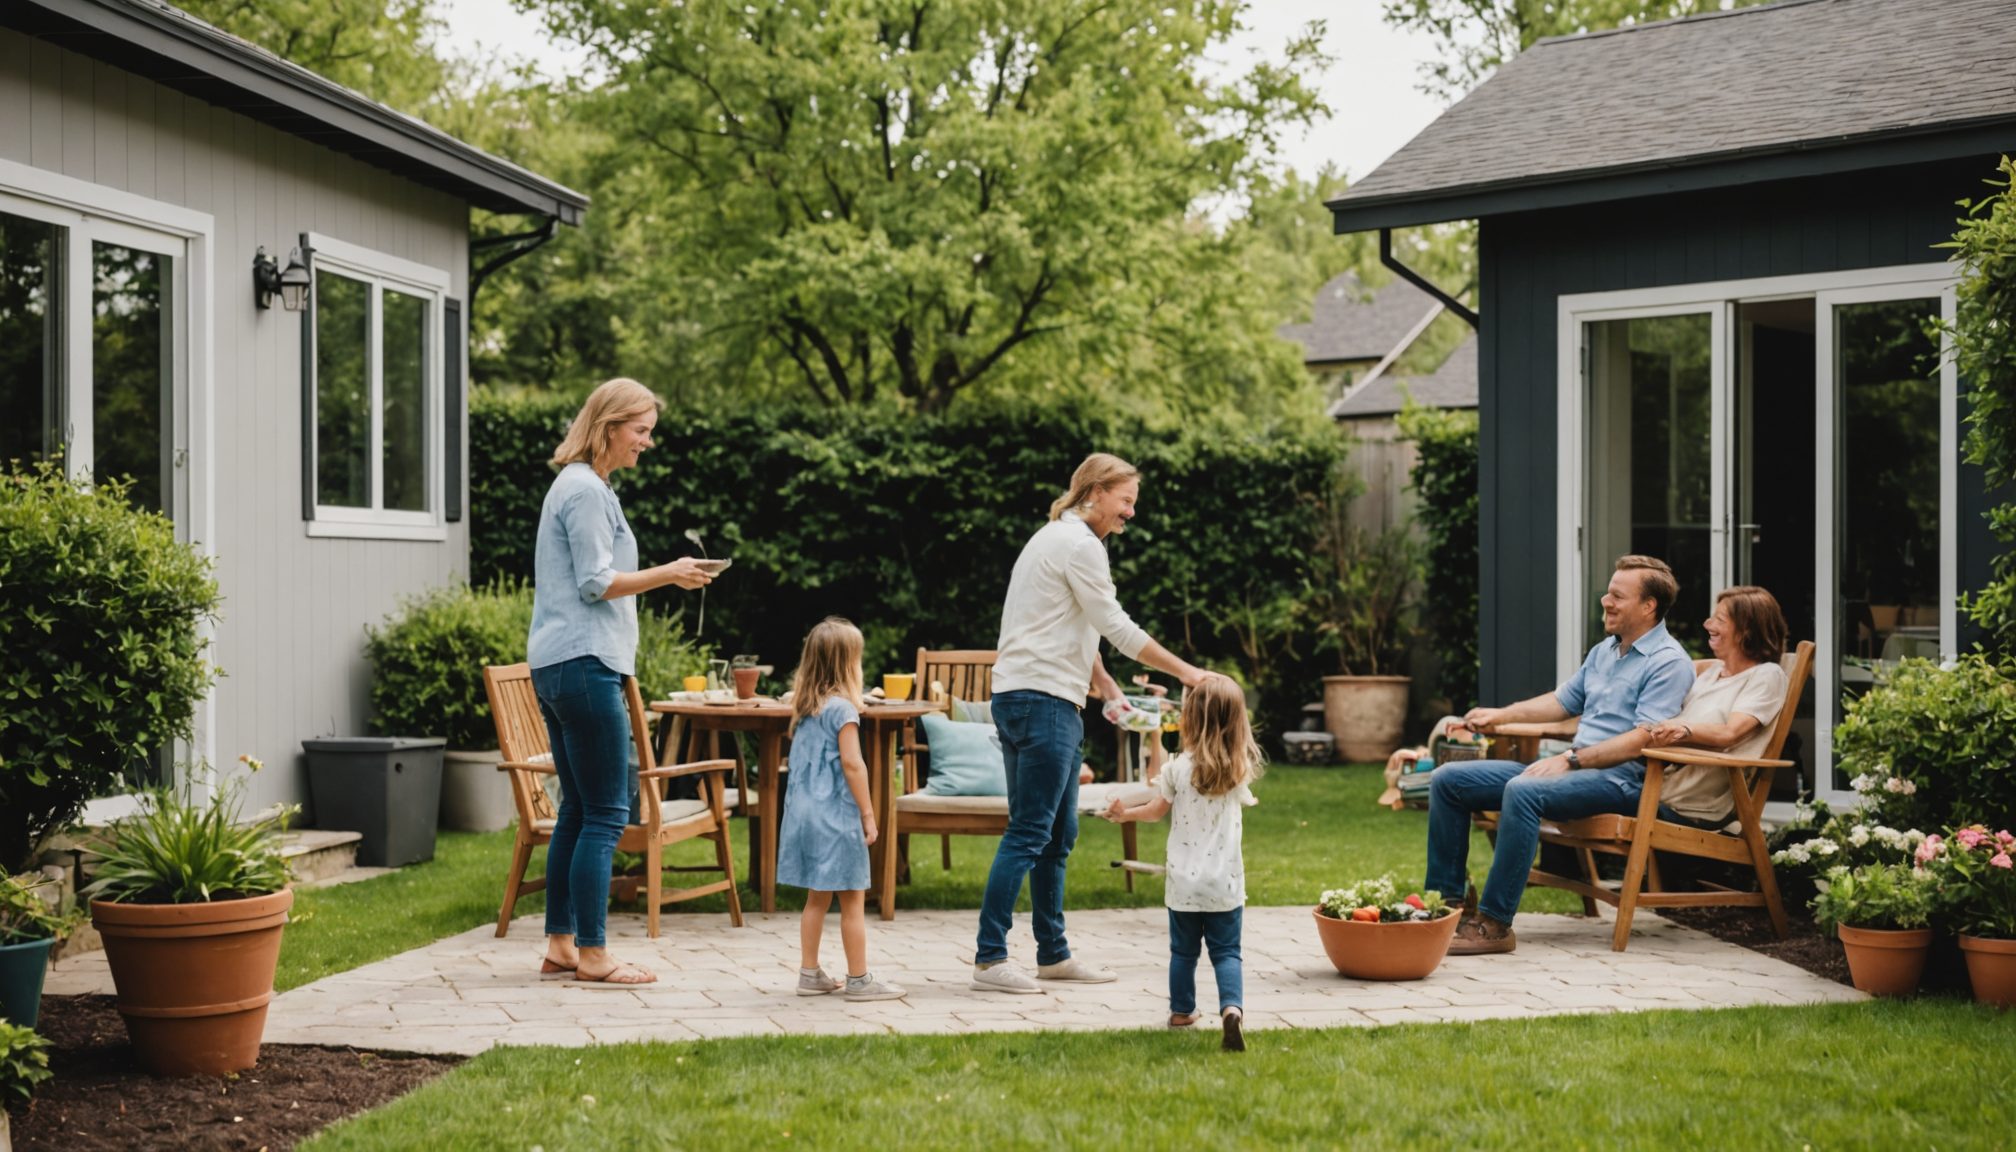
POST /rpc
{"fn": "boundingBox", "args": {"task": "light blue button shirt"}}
[1554,621,1694,751]
[527,463,639,676]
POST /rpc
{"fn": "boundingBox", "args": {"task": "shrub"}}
[1832,655,2016,830]
[0,875,83,944]
[82,781,293,904]
[0,1022,50,1108]
[1398,402,1479,710]
[1944,156,2016,651]
[1810,862,1938,933]
[1920,825,2016,939]
[364,579,713,748]
[0,464,222,873]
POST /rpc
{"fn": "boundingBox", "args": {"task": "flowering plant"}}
[1920,825,2016,939]
[1317,874,1451,923]
[1809,862,1937,933]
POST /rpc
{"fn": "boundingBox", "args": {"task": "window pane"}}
[1584,314,1714,655]
[92,243,169,514]
[381,288,428,512]
[0,213,59,469]
[316,271,371,508]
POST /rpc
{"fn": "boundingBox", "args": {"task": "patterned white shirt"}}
[1152,753,1258,913]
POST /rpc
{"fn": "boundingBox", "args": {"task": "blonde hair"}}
[549,378,663,470]
[789,617,865,736]
[1178,677,1264,798]
[1048,453,1140,521]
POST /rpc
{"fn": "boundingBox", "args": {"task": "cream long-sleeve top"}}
[991,510,1150,704]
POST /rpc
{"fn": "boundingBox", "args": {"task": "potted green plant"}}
[0,1021,52,1145]
[1920,826,2016,1007]
[0,876,84,1029]
[83,782,295,1077]
[1313,874,1458,980]
[1810,861,1938,996]
[1304,475,1419,761]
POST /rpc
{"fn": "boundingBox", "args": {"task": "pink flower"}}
[1993,853,2014,870]
[1958,828,1986,850]
[1998,830,2015,847]
[1916,835,1944,863]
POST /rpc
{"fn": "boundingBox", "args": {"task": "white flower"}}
[1848,825,1871,848]
[1850,774,1879,794]
[1883,776,1917,795]
[1812,840,1839,856]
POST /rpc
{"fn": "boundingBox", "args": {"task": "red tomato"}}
[1405,894,1425,910]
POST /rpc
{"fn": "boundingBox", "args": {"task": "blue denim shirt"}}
[527,463,639,676]
[1555,621,1694,751]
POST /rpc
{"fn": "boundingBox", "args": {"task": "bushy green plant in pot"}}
[1810,862,1938,997]
[1303,470,1419,762]
[82,781,294,1077]
[0,1021,52,1132]
[1919,826,2016,1007]
[1831,655,2016,830]
[0,463,222,874]
[0,876,84,1029]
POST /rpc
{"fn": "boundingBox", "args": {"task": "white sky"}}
[434,0,1449,185]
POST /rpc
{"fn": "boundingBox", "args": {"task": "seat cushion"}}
[896,792,1008,815]
[1076,781,1155,812]
[919,712,1007,796]
[948,696,995,725]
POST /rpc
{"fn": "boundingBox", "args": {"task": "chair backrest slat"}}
[483,663,559,824]
[1744,640,1816,809]
[914,648,999,704]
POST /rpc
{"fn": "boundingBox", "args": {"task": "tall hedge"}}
[1398,402,1480,711]
[470,391,1348,735]
[1948,156,2016,651]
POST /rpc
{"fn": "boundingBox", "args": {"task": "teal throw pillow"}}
[920,711,1006,797]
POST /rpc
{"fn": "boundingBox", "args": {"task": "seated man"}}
[1428,555,1695,955]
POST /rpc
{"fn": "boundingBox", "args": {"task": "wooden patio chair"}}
[889,648,1145,914]
[1476,640,1813,951]
[484,663,745,938]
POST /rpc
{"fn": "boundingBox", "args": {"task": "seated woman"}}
[1643,584,1792,829]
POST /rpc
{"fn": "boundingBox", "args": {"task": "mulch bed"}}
[1655,905,1852,986]
[6,995,461,1152]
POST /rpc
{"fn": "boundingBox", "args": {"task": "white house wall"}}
[0,29,471,818]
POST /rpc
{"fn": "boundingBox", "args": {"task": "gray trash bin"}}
[302,737,446,866]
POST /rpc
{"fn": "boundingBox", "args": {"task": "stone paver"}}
[80,906,1862,1055]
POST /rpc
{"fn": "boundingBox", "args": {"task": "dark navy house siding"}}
[1475,155,2007,705]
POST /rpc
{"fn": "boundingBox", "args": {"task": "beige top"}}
[992,511,1150,704]
[1658,660,1788,821]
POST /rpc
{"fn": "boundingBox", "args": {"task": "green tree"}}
[176,0,450,114]
[522,0,1330,413]
[1947,157,2016,652]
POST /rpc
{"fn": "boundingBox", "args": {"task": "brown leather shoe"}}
[1447,915,1516,955]
[1453,882,1482,923]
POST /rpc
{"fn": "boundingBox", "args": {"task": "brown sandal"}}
[569,963,658,987]
[540,959,577,981]
[1168,1012,1201,1028]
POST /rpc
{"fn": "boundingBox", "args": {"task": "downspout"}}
[1381,227,1478,329]
[469,215,559,305]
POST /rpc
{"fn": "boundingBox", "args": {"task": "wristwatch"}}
[1565,747,1583,770]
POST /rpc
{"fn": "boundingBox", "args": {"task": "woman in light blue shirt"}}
[530,378,710,986]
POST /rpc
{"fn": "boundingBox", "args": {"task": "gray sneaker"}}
[843,974,907,1002]
[796,968,842,996]
[969,960,1043,994]
[1035,956,1116,983]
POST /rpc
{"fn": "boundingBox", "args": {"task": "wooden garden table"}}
[650,698,943,916]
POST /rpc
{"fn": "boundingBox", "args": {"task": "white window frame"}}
[1556,262,1959,817]
[304,231,451,541]
[0,156,217,783]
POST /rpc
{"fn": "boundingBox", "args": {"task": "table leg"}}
[759,730,782,914]
[872,721,900,921]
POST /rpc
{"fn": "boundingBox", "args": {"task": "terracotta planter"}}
[1321,676,1411,762]
[1958,934,2016,1008]
[1836,923,1933,997]
[1312,908,1459,980]
[92,889,292,1077]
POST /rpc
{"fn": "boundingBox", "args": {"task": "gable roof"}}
[4,0,588,224]
[1329,333,1477,420]
[1328,0,2016,232]
[1278,272,1440,366]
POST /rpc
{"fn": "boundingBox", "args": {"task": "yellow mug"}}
[682,675,708,694]
[882,673,915,701]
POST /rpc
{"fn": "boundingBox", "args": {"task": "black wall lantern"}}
[253,244,314,311]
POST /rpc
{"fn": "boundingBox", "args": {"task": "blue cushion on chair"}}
[920,712,1006,796]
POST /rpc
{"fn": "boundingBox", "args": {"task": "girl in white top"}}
[1644,585,1793,826]
[1105,677,1263,1052]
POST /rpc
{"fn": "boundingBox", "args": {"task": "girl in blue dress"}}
[776,617,905,1002]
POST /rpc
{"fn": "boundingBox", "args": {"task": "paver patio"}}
[96,906,1859,1055]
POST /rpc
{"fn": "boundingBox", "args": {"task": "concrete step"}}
[280,830,362,884]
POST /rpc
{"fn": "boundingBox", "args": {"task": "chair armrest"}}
[1643,747,1793,770]
[1478,720,1580,739]
[639,758,736,781]
[497,760,558,775]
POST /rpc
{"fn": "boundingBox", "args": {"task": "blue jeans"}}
[1169,907,1243,1016]
[532,655,631,949]
[1425,759,1645,925]
[975,690,1082,966]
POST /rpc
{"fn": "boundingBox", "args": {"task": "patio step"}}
[281,830,363,884]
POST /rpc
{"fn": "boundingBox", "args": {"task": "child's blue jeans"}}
[1168,907,1243,1016]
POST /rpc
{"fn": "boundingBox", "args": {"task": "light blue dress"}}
[775,696,871,892]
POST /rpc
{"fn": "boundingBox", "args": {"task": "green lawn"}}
[303,1000,2011,1151]
[275,765,1573,990]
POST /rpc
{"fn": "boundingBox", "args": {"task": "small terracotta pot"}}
[92,889,293,1077]
[1957,934,2016,1008]
[1312,907,1459,980]
[1836,923,1933,997]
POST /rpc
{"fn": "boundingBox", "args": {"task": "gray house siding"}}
[1,28,471,817]
[1476,155,2002,705]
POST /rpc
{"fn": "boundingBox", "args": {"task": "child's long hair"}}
[789,617,865,736]
[1178,677,1265,797]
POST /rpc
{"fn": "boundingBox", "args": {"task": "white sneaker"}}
[796,968,842,996]
[843,974,907,1002]
[969,960,1043,994]
[1035,956,1116,983]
